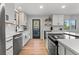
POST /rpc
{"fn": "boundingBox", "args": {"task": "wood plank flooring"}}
[19,39,48,55]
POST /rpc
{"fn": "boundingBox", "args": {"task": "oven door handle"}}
[49,39,56,46]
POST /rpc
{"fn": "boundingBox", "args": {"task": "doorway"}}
[32,19,40,39]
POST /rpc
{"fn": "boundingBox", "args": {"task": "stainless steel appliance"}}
[13,33,22,55]
[0,4,6,55]
[48,33,64,55]
[48,36,58,55]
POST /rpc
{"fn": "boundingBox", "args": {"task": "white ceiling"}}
[15,3,79,15]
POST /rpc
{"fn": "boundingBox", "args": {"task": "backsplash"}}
[5,24,16,38]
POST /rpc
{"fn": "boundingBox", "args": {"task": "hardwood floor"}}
[19,39,48,55]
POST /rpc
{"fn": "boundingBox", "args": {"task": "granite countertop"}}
[47,31,79,37]
[57,39,79,55]
[6,32,22,38]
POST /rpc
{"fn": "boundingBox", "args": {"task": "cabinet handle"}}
[6,46,13,51]
[14,36,22,39]
[6,39,12,42]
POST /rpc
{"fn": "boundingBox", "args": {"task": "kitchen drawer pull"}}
[6,36,13,39]
[14,36,22,39]
[6,39,13,42]
[6,46,13,51]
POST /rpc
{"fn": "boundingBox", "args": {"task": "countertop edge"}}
[58,39,79,55]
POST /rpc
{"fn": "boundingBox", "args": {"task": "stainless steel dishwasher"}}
[13,33,22,55]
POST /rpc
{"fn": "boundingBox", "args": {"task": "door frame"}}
[32,19,41,39]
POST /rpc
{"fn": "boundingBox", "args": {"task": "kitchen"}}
[0,3,79,55]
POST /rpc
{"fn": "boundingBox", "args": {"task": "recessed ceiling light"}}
[61,5,66,8]
[40,5,43,9]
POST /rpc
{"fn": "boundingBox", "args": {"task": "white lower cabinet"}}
[70,36,75,39]
[58,43,65,55]
[6,39,13,49]
[58,43,75,55]
[22,31,30,46]
[6,37,13,55]
[46,38,48,49]
[64,35,69,39]
[46,34,48,49]
[6,47,13,55]
[65,48,75,55]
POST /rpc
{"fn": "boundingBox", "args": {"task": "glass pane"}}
[70,19,76,30]
[64,19,70,30]
[64,19,76,30]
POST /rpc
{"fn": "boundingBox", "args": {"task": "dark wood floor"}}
[19,39,48,55]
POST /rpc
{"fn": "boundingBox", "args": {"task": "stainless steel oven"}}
[48,33,65,55]
[48,36,58,55]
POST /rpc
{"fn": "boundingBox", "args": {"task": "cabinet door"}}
[66,48,75,55]
[6,47,13,55]
[24,14,27,25]
[5,3,14,21]
[53,15,59,25]
[58,15,64,25]
[70,36,75,39]
[58,43,65,55]
[19,12,23,25]
[19,12,26,25]
[64,35,70,39]
[16,13,19,25]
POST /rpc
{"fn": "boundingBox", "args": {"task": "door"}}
[32,19,40,39]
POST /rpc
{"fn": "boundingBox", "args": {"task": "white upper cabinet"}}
[15,9,27,26]
[19,12,27,25]
[52,15,64,25]
[19,12,24,25]
[5,4,14,21]
[16,12,19,25]
[21,12,27,25]
[58,15,64,25]
[53,15,59,25]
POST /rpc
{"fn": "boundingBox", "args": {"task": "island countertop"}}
[47,31,79,37]
[57,39,79,55]
[46,31,79,55]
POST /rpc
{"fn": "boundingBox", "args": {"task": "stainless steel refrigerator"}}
[0,4,6,55]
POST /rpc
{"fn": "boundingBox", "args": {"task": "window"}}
[70,19,76,30]
[64,19,70,30]
[64,18,76,30]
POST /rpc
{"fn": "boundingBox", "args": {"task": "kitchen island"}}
[46,31,79,55]
[58,39,79,55]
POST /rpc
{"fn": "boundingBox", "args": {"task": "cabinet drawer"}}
[6,39,13,49]
[6,46,13,55]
